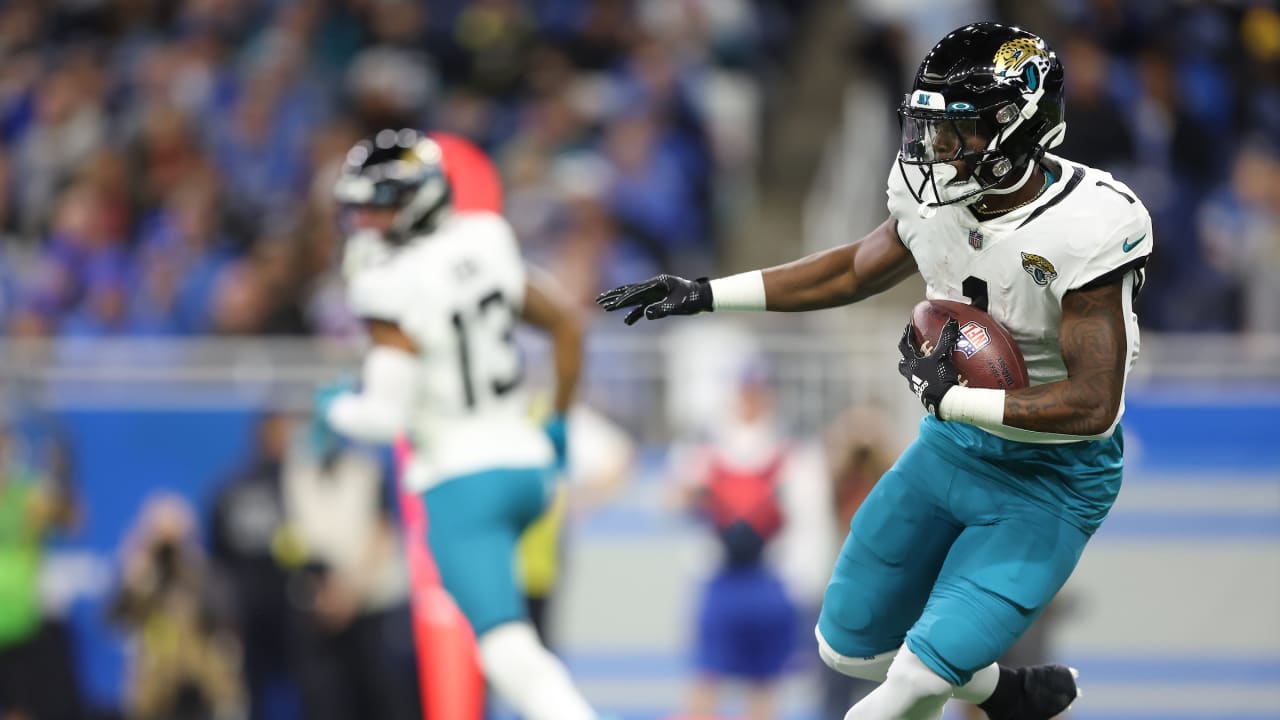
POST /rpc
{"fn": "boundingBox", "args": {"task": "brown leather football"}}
[909,299,1030,390]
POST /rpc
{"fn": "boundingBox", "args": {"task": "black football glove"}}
[897,317,961,418]
[595,274,713,326]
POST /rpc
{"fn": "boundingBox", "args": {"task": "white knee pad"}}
[815,625,896,682]
[477,622,595,720]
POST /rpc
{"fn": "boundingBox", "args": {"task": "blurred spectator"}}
[0,147,32,333]
[280,427,417,720]
[296,118,362,338]
[209,412,299,720]
[1198,139,1280,334]
[452,0,538,98]
[553,0,633,72]
[128,104,207,219]
[247,229,313,335]
[128,168,232,335]
[606,33,715,271]
[109,493,245,720]
[206,67,313,222]
[1237,6,1280,145]
[671,362,801,720]
[13,52,108,239]
[0,419,82,720]
[605,110,707,270]
[26,180,130,334]
[208,260,271,336]
[534,153,666,308]
[1054,30,1135,173]
[345,47,436,135]
[363,0,423,50]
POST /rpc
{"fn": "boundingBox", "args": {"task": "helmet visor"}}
[899,116,982,164]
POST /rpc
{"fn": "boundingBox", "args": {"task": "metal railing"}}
[3,324,1278,442]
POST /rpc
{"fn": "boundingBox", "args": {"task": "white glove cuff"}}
[710,270,767,311]
[939,386,1006,428]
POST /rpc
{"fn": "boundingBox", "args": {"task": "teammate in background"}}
[599,23,1151,720]
[318,129,599,720]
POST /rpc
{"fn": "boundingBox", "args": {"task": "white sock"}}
[952,662,1000,703]
[477,622,595,720]
[844,645,952,720]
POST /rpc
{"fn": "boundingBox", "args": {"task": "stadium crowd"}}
[1,1,1274,340]
[0,0,800,340]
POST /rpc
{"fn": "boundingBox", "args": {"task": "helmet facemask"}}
[897,107,1007,208]
[896,42,1067,211]
[333,132,453,244]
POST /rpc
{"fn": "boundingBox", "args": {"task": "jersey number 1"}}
[450,290,521,408]
[963,276,989,312]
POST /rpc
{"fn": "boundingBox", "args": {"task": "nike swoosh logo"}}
[1122,234,1146,252]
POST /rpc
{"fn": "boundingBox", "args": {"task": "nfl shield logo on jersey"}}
[968,229,984,250]
[956,321,991,358]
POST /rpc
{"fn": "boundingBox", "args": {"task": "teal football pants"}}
[423,467,554,636]
[817,436,1092,686]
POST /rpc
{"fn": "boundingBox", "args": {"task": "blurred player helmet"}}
[333,128,452,241]
[897,23,1066,208]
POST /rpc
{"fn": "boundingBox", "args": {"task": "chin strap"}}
[979,157,1040,197]
[973,119,1067,200]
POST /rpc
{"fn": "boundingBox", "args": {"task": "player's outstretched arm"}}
[520,269,584,416]
[596,218,917,323]
[324,320,420,444]
[761,217,918,311]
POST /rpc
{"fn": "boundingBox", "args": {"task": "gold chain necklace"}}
[972,171,1051,217]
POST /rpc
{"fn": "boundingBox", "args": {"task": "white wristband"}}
[939,386,1006,428]
[709,270,767,311]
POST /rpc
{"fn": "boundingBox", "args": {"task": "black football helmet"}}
[333,128,452,241]
[897,23,1066,208]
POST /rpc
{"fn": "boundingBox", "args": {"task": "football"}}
[909,300,1030,390]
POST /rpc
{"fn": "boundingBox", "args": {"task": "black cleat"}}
[980,664,1079,720]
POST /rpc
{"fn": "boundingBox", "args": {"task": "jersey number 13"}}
[450,289,522,409]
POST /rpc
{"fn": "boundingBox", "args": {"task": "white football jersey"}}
[888,153,1152,443]
[344,212,553,490]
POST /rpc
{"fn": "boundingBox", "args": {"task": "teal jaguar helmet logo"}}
[993,37,1051,90]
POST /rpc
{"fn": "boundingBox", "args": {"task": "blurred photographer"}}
[109,493,245,720]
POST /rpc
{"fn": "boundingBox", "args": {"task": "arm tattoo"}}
[1003,280,1128,435]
